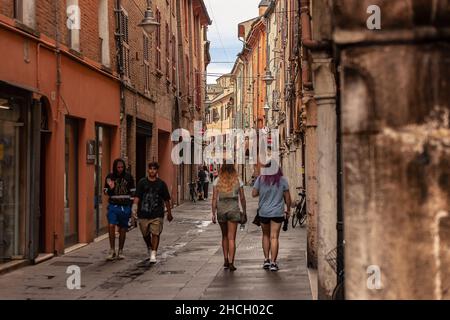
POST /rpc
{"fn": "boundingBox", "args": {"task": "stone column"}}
[312,54,338,299]
[305,94,318,269]
[333,0,450,299]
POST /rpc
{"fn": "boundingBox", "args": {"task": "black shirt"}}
[135,177,171,219]
[104,173,135,206]
[198,170,207,182]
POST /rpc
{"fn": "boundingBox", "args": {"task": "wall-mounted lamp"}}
[262,70,275,86]
[138,0,160,34]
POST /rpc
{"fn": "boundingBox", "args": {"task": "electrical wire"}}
[206,0,232,61]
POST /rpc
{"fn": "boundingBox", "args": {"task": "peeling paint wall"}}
[341,43,450,299]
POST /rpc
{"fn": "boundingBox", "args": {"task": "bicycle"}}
[291,187,307,228]
[188,182,197,203]
[325,242,345,300]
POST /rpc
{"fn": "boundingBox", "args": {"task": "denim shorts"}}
[107,204,131,228]
[259,216,284,224]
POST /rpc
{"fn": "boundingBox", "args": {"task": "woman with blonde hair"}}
[211,164,246,271]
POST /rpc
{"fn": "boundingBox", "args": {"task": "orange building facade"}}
[0,0,211,267]
[0,1,120,262]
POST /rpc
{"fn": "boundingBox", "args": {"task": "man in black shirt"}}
[104,158,135,260]
[132,162,173,263]
[198,167,207,200]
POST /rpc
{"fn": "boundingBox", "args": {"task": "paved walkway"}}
[0,188,311,300]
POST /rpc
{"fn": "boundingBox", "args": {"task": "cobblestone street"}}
[0,188,311,300]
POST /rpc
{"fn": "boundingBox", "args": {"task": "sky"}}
[204,0,261,84]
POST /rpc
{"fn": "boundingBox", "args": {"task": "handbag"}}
[240,211,248,224]
[252,209,261,226]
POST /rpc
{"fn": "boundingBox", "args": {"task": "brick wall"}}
[0,0,14,18]
[120,0,179,173]
[79,0,100,61]
[1,0,117,69]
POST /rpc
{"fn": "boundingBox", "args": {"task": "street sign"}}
[86,140,96,164]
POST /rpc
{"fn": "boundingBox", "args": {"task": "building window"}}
[183,0,188,40]
[194,15,200,57]
[195,70,201,109]
[165,23,170,80]
[13,0,22,19]
[67,0,80,52]
[171,34,176,86]
[155,9,162,72]
[118,7,130,79]
[14,0,36,28]
[185,55,190,96]
[98,0,110,67]
[143,34,151,93]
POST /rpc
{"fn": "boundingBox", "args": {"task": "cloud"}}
[204,0,261,83]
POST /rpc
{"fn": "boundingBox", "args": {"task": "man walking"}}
[132,162,173,263]
[202,165,210,200]
[104,158,135,260]
[198,166,207,200]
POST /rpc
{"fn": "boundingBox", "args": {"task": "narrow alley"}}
[0,188,311,300]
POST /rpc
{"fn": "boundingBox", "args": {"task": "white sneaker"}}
[150,250,157,263]
[116,249,125,260]
[106,249,116,261]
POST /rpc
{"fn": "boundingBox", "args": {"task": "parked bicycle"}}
[325,241,345,300]
[188,182,197,203]
[291,187,307,228]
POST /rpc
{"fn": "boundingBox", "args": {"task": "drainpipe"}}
[300,0,318,270]
[333,44,345,300]
[115,0,126,159]
[53,0,62,255]
[175,0,185,201]
[174,16,181,206]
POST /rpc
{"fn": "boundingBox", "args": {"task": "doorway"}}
[158,130,171,185]
[0,119,21,261]
[135,119,153,183]
[136,134,147,183]
[64,118,79,247]
[94,125,111,237]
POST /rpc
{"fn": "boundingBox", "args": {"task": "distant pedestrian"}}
[203,165,210,199]
[104,158,135,261]
[209,164,214,182]
[211,164,246,271]
[198,166,207,200]
[132,162,173,263]
[252,163,291,272]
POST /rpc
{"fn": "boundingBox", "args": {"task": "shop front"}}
[0,82,43,264]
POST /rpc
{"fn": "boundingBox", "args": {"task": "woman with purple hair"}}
[252,163,291,271]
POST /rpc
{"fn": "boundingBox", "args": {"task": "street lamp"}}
[262,70,275,86]
[138,0,160,34]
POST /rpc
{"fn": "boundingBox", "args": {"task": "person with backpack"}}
[104,159,135,260]
[132,162,173,263]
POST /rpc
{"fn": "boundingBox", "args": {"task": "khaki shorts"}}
[217,211,241,223]
[139,218,164,236]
